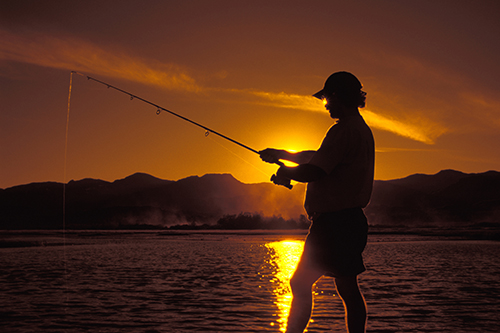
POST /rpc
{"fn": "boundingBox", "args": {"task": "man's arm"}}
[275,163,327,183]
[259,148,316,164]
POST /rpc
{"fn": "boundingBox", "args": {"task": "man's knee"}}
[289,274,311,297]
[289,269,322,297]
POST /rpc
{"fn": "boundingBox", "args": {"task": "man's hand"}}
[271,166,293,189]
[259,148,283,164]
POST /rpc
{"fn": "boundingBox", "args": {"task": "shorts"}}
[301,207,368,277]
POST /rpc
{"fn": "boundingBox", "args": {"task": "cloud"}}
[244,90,447,144]
[460,91,500,129]
[375,147,441,153]
[248,91,324,112]
[0,29,200,92]
[361,110,447,144]
[0,29,447,144]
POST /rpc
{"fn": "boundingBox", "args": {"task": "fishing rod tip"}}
[71,71,85,76]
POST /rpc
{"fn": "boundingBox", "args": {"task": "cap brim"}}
[312,89,324,99]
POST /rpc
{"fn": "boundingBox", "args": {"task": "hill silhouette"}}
[365,170,500,226]
[0,173,305,229]
[1,170,499,230]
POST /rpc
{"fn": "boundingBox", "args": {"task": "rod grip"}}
[270,174,293,189]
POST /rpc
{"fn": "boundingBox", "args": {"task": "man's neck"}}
[337,107,360,120]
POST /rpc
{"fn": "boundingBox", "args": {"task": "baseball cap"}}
[313,71,363,99]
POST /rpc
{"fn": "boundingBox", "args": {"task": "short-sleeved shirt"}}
[304,114,374,216]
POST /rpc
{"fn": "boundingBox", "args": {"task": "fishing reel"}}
[270,174,293,189]
[270,162,293,190]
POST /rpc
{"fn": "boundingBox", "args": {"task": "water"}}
[1,231,499,332]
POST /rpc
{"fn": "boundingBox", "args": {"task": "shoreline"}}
[1,226,499,248]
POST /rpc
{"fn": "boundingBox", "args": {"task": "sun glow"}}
[281,160,298,167]
[265,240,304,332]
[281,150,299,167]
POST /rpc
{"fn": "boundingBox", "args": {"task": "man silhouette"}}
[260,72,374,333]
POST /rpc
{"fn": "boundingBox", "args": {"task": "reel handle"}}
[270,174,293,190]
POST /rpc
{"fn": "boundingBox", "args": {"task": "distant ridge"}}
[387,169,467,193]
[1,170,499,230]
[366,169,500,226]
[114,172,172,186]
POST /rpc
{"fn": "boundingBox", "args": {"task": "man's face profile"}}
[323,93,342,119]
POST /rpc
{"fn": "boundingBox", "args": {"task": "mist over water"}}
[1,232,499,332]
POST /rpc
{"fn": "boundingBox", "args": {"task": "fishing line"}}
[64,74,71,235]
[206,134,270,177]
[61,71,72,309]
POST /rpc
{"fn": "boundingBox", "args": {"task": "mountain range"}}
[1,169,499,230]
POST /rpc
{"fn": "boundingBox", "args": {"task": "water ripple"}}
[0,234,499,332]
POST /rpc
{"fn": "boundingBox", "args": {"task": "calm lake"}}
[1,231,499,332]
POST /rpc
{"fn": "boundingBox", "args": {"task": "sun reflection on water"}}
[265,240,304,332]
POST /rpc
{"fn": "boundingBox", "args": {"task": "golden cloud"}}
[361,110,447,144]
[246,90,447,144]
[249,91,324,112]
[1,29,447,144]
[0,29,200,92]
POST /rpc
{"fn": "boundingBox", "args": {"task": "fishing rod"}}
[71,71,292,189]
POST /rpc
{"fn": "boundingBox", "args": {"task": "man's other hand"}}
[259,148,282,164]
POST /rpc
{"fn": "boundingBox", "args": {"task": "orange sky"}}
[1,1,499,189]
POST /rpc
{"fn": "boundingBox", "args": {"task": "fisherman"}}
[259,71,374,333]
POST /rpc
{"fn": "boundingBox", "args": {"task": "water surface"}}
[1,232,499,332]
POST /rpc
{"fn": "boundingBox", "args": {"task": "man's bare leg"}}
[285,261,323,333]
[334,276,367,333]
